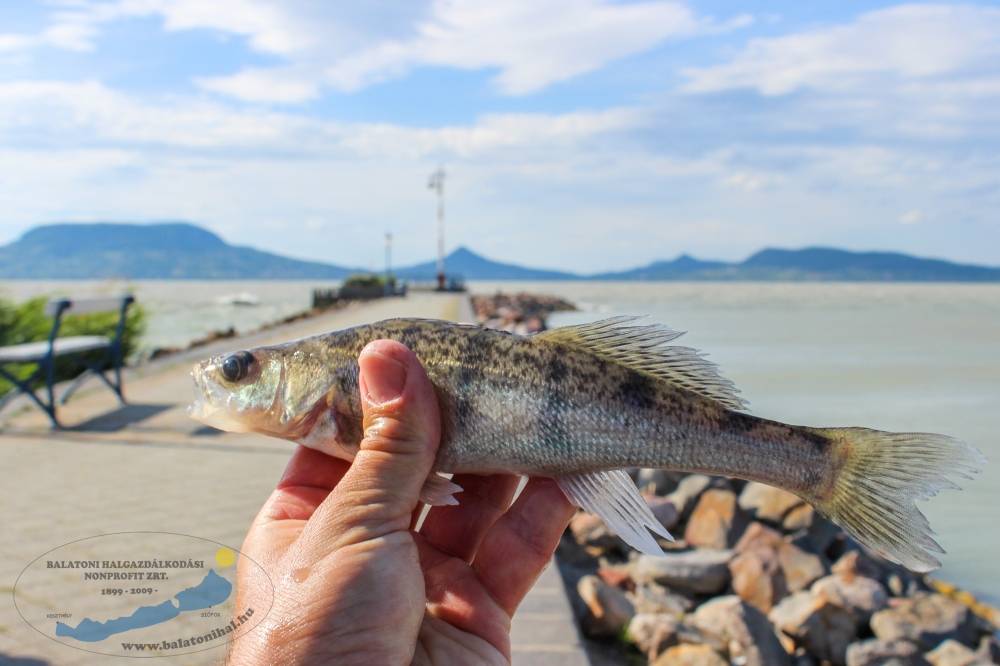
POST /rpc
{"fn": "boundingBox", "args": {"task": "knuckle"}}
[362,413,427,453]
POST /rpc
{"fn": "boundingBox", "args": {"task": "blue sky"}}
[0,1,997,271]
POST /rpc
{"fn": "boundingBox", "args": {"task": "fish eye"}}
[221,351,254,383]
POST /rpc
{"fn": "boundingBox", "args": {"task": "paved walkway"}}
[0,293,587,665]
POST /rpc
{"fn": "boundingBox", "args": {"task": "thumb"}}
[306,339,441,551]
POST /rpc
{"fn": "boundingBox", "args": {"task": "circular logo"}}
[13,532,273,658]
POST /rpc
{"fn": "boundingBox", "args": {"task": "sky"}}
[0,1,998,272]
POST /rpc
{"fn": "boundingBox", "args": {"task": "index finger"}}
[258,444,351,523]
[471,478,576,616]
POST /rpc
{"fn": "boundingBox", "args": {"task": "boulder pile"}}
[472,292,576,334]
[558,472,999,666]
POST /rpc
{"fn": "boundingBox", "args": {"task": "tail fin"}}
[808,427,984,572]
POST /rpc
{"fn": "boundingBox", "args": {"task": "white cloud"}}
[0,80,645,159]
[3,1,743,102]
[0,0,412,59]
[683,4,1000,95]
[196,67,321,104]
[325,0,705,95]
[899,209,923,225]
[3,1,751,103]
[0,33,35,52]
[196,0,749,102]
[723,171,773,192]
[125,0,317,55]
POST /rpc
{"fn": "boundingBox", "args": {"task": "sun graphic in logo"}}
[214,547,237,568]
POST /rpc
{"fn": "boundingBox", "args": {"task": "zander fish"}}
[188,317,984,571]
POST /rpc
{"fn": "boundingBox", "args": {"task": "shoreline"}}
[144,301,354,361]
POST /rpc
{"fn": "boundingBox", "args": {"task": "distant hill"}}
[592,254,729,280]
[589,247,1000,282]
[737,247,1000,281]
[395,246,577,281]
[1,222,997,281]
[0,222,357,279]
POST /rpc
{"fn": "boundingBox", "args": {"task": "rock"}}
[926,639,979,666]
[730,545,787,613]
[729,523,825,610]
[675,623,728,654]
[790,513,841,554]
[568,511,619,555]
[735,524,825,587]
[812,573,888,625]
[885,570,928,598]
[778,632,797,655]
[667,474,713,518]
[770,590,857,665]
[626,613,679,661]
[596,564,632,590]
[652,643,728,666]
[780,541,826,592]
[685,488,748,549]
[627,581,692,616]
[637,468,682,495]
[975,634,1000,664]
[888,573,913,598]
[577,574,635,637]
[689,595,791,666]
[831,550,885,582]
[645,494,681,532]
[783,503,815,532]
[735,521,786,553]
[791,648,818,666]
[739,482,805,524]
[845,639,929,666]
[870,593,981,651]
[631,549,733,594]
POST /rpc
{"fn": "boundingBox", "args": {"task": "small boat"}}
[215,292,260,307]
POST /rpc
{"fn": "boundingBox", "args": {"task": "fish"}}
[188,316,984,571]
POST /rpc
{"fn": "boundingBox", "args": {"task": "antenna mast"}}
[427,167,446,290]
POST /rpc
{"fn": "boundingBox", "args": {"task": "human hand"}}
[230,339,576,665]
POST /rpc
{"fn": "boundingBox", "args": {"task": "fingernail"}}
[360,350,407,405]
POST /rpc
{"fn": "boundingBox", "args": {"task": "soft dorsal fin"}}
[536,316,747,410]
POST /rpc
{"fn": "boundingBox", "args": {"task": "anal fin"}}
[556,470,673,555]
[420,473,464,506]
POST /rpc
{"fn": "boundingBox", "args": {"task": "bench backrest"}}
[44,295,135,317]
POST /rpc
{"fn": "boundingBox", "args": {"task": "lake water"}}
[0,280,327,355]
[3,279,998,602]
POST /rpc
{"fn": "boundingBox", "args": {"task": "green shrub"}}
[0,296,146,398]
[342,273,388,288]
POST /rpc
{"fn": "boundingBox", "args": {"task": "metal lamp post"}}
[428,167,446,290]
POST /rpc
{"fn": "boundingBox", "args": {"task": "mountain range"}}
[1,222,997,282]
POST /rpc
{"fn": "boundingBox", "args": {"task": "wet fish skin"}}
[189,317,983,572]
[283,319,828,491]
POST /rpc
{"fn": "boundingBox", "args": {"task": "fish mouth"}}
[188,362,252,433]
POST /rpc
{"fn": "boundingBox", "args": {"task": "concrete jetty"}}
[0,293,587,665]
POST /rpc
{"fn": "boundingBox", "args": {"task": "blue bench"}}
[0,295,134,428]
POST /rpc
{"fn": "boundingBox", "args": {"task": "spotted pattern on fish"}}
[218,318,831,494]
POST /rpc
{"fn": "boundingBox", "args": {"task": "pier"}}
[0,293,587,665]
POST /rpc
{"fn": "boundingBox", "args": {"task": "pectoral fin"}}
[557,470,673,555]
[420,473,464,506]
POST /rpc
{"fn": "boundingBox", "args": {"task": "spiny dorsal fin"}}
[536,316,747,410]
